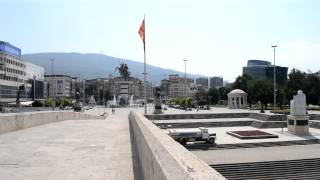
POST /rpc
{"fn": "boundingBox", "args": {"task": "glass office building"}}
[243,60,288,85]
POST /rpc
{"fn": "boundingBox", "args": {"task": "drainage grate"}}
[211,158,320,180]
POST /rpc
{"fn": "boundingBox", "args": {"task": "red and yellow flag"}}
[138,18,145,44]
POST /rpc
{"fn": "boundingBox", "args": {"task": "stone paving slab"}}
[0,107,141,180]
[193,144,320,165]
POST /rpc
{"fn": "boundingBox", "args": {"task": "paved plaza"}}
[0,107,142,180]
[193,144,320,165]
[0,106,319,179]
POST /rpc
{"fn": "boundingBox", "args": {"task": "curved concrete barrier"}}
[129,111,226,180]
[0,111,104,134]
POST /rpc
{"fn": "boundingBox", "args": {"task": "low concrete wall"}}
[310,120,320,129]
[0,111,104,134]
[309,114,320,120]
[154,120,253,129]
[146,113,250,120]
[248,113,287,121]
[129,111,226,180]
[146,113,287,121]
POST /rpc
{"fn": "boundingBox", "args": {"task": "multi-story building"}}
[243,60,288,85]
[0,41,28,104]
[159,79,171,99]
[85,78,108,105]
[265,66,289,85]
[107,76,153,104]
[44,75,72,99]
[160,74,196,98]
[243,60,271,79]
[169,74,179,81]
[70,77,78,100]
[195,77,209,90]
[210,76,223,88]
[25,62,44,100]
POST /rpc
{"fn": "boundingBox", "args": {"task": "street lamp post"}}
[33,75,36,101]
[50,58,55,110]
[271,45,277,111]
[183,59,188,98]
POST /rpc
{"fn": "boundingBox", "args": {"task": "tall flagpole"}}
[143,15,147,114]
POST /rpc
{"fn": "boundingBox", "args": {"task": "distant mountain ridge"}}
[22,52,206,85]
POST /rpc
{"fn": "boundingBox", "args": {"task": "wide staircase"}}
[211,158,320,180]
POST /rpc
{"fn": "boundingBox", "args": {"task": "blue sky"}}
[1,0,320,81]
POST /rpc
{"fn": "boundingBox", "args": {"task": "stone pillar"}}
[153,87,162,114]
[236,97,239,108]
[230,96,234,108]
[287,90,309,135]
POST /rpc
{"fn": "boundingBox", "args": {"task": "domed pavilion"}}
[227,89,248,109]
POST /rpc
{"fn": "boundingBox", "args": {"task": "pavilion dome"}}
[228,89,247,96]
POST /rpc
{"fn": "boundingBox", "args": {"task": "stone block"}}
[290,90,307,116]
[287,115,309,135]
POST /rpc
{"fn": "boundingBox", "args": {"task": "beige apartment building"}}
[44,75,72,99]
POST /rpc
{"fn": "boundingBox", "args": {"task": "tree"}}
[194,90,208,105]
[56,97,72,107]
[253,79,273,110]
[208,88,219,104]
[232,74,255,108]
[179,98,186,107]
[277,87,287,109]
[232,74,253,92]
[46,98,55,107]
[218,87,230,101]
[285,69,306,103]
[305,74,320,105]
[186,97,192,107]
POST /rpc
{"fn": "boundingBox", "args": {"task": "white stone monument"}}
[287,90,309,135]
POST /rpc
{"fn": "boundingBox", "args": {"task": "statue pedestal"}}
[153,100,162,114]
[287,115,309,135]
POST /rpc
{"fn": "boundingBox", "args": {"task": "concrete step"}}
[211,158,320,180]
[187,139,320,151]
[250,120,287,129]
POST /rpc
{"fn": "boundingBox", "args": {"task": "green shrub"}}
[46,98,55,107]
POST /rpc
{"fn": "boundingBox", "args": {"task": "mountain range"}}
[22,53,206,85]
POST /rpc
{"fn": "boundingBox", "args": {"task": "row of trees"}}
[194,87,231,105]
[231,69,320,109]
[45,97,73,107]
[168,97,193,107]
[189,69,320,110]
